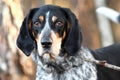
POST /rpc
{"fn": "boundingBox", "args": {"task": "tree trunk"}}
[108,0,120,42]
[70,0,101,49]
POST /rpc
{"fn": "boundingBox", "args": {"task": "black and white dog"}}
[17,5,120,80]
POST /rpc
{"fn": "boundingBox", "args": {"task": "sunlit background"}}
[0,0,120,80]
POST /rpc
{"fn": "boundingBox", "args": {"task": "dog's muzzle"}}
[40,36,56,62]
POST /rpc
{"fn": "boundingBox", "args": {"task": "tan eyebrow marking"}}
[52,16,57,22]
[39,16,44,22]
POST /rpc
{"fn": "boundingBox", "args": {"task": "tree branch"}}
[84,58,120,71]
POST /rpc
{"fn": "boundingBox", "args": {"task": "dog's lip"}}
[42,49,51,54]
[40,50,56,62]
[42,50,52,55]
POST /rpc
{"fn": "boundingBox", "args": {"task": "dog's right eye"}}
[34,21,41,27]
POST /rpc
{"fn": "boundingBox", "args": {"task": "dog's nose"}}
[41,39,52,48]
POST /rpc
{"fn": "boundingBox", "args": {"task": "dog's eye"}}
[55,21,63,27]
[34,21,41,27]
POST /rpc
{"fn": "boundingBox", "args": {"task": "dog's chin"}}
[41,52,55,63]
[39,51,68,73]
[41,52,62,64]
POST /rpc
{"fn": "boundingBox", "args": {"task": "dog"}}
[17,5,120,80]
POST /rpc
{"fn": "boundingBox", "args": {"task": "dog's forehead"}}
[33,6,66,20]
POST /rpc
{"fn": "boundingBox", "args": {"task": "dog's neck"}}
[32,48,97,80]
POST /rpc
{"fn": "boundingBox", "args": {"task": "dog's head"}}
[17,5,82,72]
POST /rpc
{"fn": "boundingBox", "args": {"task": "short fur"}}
[17,5,120,80]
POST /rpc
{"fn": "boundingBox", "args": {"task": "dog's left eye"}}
[34,21,41,27]
[55,21,64,27]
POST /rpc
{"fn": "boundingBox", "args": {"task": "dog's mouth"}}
[39,49,59,64]
[38,49,68,73]
[41,51,55,63]
[40,48,66,63]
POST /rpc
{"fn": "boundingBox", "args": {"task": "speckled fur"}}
[32,47,97,80]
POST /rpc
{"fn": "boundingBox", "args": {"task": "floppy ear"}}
[17,8,38,56]
[62,8,82,56]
